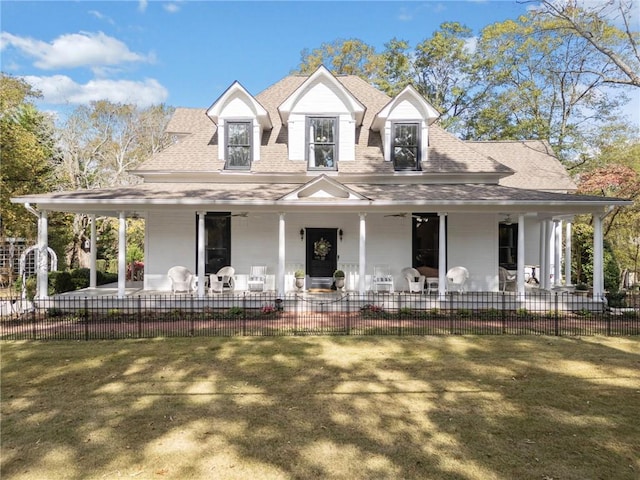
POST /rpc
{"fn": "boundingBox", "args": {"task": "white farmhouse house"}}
[12,66,631,300]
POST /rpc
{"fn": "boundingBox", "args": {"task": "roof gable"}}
[280,175,369,201]
[206,81,272,130]
[277,66,366,126]
[372,85,440,131]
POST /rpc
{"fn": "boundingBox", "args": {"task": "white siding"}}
[145,210,196,291]
[448,213,497,291]
[287,82,356,162]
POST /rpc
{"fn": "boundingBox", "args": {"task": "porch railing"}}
[1,291,638,340]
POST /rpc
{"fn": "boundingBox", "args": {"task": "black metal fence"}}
[1,291,638,340]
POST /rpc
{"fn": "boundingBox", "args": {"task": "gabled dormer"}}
[371,85,440,171]
[206,81,272,170]
[278,66,366,171]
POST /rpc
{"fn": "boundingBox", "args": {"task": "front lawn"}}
[1,336,639,479]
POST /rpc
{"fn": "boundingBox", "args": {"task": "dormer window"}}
[392,122,421,171]
[225,121,252,169]
[307,117,338,170]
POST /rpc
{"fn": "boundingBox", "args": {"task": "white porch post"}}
[545,220,553,289]
[517,214,525,299]
[278,213,286,297]
[554,219,562,287]
[117,211,126,299]
[197,211,206,298]
[358,213,366,294]
[593,214,604,299]
[89,214,97,288]
[539,220,546,290]
[36,210,49,299]
[565,221,572,286]
[438,212,447,299]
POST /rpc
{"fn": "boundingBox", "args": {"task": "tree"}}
[470,13,628,160]
[54,101,174,268]
[295,39,378,77]
[529,0,640,88]
[0,74,57,240]
[576,140,640,285]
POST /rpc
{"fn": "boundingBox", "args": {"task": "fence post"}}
[501,292,506,334]
[190,294,195,336]
[31,298,37,341]
[554,292,559,336]
[398,292,403,336]
[84,298,89,341]
[346,293,351,335]
[137,296,142,339]
[242,292,247,336]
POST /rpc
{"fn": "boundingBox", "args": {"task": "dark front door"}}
[306,228,338,279]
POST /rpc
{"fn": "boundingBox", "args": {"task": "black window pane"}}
[228,123,250,145]
[228,146,251,167]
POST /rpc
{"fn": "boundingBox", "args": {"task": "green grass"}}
[1,336,639,480]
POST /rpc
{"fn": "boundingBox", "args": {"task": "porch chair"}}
[247,265,267,292]
[401,267,425,293]
[499,266,516,292]
[168,266,196,293]
[373,265,394,293]
[210,266,235,293]
[446,266,469,293]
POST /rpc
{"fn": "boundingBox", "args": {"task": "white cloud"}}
[88,10,114,25]
[23,75,169,108]
[163,3,181,14]
[0,31,154,71]
[138,0,148,13]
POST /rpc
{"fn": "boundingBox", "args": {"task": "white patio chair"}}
[210,266,235,293]
[401,267,425,293]
[499,266,516,292]
[446,266,469,293]
[247,265,267,292]
[168,266,195,293]
[373,265,394,293]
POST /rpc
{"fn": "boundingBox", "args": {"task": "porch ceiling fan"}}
[384,213,407,218]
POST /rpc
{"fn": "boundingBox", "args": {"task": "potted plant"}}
[294,270,305,290]
[333,269,345,290]
[574,283,589,296]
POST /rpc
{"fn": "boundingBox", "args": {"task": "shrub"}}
[606,291,627,308]
[294,270,305,278]
[70,268,90,290]
[333,270,345,278]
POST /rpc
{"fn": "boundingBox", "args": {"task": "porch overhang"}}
[11,181,631,218]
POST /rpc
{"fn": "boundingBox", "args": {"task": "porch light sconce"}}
[300,228,305,241]
[339,229,343,242]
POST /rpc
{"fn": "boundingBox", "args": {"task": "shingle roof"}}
[16,181,625,207]
[135,73,516,177]
[467,140,576,191]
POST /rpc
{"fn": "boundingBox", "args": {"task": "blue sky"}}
[1,0,638,129]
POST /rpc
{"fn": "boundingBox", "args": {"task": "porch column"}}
[358,213,366,294]
[197,211,206,298]
[117,212,126,299]
[278,213,285,297]
[545,220,553,290]
[554,219,562,287]
[438,212,447,299]
[517,214,525,300]
[539,220,546,290]
[89,214,97,288]
[36,210,49,300]
[593,214,604,299]
[564,221,573,286]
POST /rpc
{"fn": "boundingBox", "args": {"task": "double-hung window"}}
[307,117,337,170]
[225,121,252,169]
[392,122,421,171]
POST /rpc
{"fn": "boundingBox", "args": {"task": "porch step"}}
[308,277,334,290]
